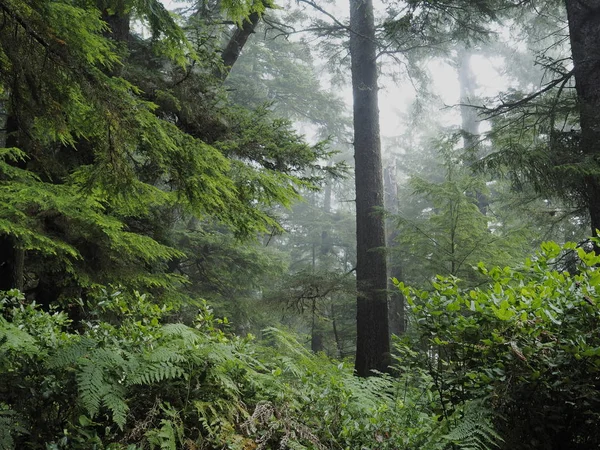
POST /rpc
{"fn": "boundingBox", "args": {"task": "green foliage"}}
[394,141,530,288]
[482,85,584,212]
[0,404,26,450]
[0,0,336,310]
[0,288,442,449]
[398,239,600,448]
[226,25,351,139]
[220,0,272,25]
[426,400,502,450]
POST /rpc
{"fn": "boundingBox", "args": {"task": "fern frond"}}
[160,323,201,346]
[146,345,186,364]
[129,362,186,385]
[440,400,503,450]
[100,384,129,429]
[47,338,96,368]
[77,359,105,417]
[0,404,27,450]
[146,405,184,450]
[146,419,178,450]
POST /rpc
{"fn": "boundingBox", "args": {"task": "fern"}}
[76,358,107,418]
[51,343,132,428]
[160,323,202,346]
[429,400,503,450]
[127,342,187,384]
[129,361,186,385]
[0,404,27,450]
[145,345,186,364]
[0,319,38,357]
[146,404,184,450]
[147,419,179,450]
[101,386,129,429]
[46,338,97,369]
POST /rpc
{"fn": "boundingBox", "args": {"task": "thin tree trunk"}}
[311,299,325,353]
[458,48,488,214]
[321,180,332,255]
[331,303,343,358]
[0,110,24,292]
[349,0,391,377]
[565,0,600,236]
[384,161,405,335]
[458,49,479,153]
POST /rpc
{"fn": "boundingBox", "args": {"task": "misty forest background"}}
[2,0,600,448]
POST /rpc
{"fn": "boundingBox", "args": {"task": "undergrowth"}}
[0,288,449,449]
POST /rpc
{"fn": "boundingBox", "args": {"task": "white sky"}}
[378,55,509,139]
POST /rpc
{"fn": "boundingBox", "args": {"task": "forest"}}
[1,0,600,448]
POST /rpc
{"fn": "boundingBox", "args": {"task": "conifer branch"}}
[456,70,574,119]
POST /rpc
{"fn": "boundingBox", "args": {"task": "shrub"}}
[397,240,600,449]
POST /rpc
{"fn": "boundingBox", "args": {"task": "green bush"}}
[397,240,600,449]
[0,288,437,449]
[7,240,596,449]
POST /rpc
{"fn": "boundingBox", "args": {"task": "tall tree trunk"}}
[349,0,391,377]
[458,48,488,215]
[311,299,325,353]
[331,303,343,358]
[565,0,600,236]
[384,161,405,335]
[321,180,332,255]
[0,91,7,148]
[0,236,23,292]
[458,49,479,153]
[0,110,24,292]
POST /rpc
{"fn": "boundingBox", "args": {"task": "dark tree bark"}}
[565,0,600,236]
[101,11,130,43]
[0,113,24,292]
[216,12,262,81]
[349,0,391,377]
[311,300,325,353]
[0,236,23,292]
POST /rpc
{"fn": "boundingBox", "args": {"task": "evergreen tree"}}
[349,0,391,377]
[565,0,600,237]
[0,0,333,313]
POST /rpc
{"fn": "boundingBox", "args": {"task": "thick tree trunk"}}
[101,11,130,43]
[349,0,391,377]
[565,0,600,236]
[0,91,7,148]
[0,236,23,292]
[216,12,262,81]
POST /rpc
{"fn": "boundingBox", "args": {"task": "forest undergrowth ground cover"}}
[2,240,600,450]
